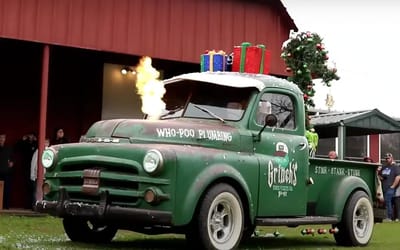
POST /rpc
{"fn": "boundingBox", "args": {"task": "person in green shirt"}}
[306,127,319,157]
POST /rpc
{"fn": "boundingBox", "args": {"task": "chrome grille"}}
[58,163,140,206]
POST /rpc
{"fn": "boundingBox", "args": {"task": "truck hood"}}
[85,119,253,152]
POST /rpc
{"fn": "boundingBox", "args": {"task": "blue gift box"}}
[200,51,227,72]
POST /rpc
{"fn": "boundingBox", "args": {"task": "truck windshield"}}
[161,80,256,121]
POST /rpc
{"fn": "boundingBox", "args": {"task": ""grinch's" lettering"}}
[267,160,298,188]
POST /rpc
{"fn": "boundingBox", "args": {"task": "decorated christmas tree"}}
[281,30,339,112]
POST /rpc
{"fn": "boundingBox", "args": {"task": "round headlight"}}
[143,149,163,175]
[42,149,56,169]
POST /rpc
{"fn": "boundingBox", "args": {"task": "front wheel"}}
[187,183,244,250]
[63,217,118,243]
[334,190,374,246]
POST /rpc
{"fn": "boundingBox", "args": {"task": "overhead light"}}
[121,67,136,76]
[121,68,129,75]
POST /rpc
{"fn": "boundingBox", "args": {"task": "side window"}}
[256,93,296,129]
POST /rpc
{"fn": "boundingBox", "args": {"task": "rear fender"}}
[316,176,372,218]
[177,164,255,225]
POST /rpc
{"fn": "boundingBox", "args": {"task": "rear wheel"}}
[63,217,118,243]
[334,191,374,246]
[186,183,244,250]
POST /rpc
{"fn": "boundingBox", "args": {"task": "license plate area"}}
[82,169,101,195]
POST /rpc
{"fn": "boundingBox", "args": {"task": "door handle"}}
[298,142,307,150]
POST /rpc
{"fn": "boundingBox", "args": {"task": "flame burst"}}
[135,56,166,120]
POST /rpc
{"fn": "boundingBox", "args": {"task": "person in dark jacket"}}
[0,133,14,209]
[15,132,38,209]
[51,128,69,145]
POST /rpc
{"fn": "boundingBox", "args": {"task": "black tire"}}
[186,183,244,250]
[334,191,374,246]
[241,224,256,242]
[63,217,118,243]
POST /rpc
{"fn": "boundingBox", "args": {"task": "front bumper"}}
[35,188,172,226]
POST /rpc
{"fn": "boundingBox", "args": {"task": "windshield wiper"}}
[160,106,184,119]
[193,104,225,123]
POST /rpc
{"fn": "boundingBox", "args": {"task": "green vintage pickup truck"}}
[36,72,377,250]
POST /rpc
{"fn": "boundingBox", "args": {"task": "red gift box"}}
[232,42,271,74]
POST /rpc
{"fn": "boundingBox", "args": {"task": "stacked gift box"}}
[200,42,271,75]
[200,50,227,72]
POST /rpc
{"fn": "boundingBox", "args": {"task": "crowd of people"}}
[0,128,69,210]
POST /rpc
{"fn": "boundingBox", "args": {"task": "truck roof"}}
[163,71,302,94]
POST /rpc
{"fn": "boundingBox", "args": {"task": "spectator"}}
[394,174,400,222]
[51,128,69,145]
[378,153,400,222]
[0,133,14,209]
[15,132,38,209]
[306,127,319,157]
[30,138,50,207]
[328,150,337,159]
[364,157,384,205]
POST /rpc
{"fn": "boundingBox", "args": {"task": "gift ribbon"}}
[208,50,216,72]
[240,42,251,72]
[257,44,266,74]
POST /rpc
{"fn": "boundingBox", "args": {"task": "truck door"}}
[252,92,309,216]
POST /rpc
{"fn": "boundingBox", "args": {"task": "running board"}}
[255,216,339,226]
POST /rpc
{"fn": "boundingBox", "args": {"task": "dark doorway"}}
[0,38,42,209]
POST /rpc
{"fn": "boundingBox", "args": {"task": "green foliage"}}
[281,31,340,109]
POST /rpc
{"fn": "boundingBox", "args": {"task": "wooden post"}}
[36,44,50,201]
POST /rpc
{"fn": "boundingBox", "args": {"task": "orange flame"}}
[135,56,166,120]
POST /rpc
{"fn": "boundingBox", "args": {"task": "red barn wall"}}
[0,0,296,75]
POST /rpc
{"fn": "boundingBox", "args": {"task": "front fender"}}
[316,176,372,218]
[176,163,255,225]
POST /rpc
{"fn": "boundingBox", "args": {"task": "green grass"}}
[0,215,398,249]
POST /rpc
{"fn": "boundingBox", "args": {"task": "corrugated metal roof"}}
[311,109,400,138]
[0,0,297,75]
[311,110,371,126]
